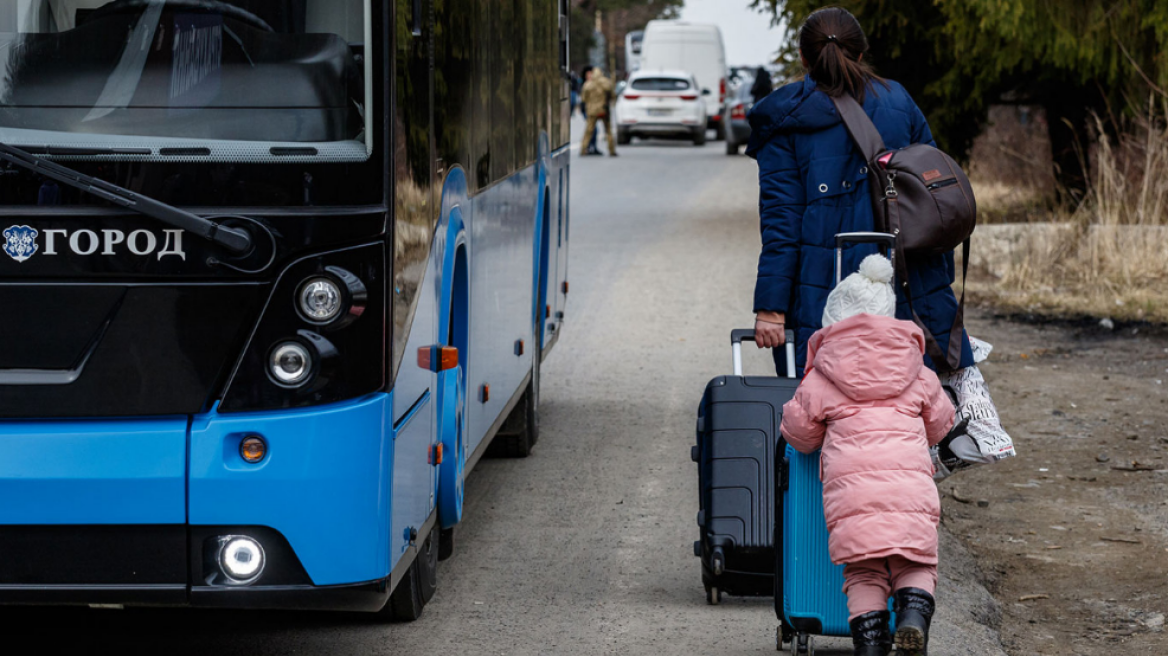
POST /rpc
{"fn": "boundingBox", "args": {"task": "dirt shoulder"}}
[946,308,1168,654]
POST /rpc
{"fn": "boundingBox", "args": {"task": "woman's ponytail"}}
[798,7,884,101]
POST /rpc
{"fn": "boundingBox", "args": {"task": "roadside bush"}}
[970,98,1168,322]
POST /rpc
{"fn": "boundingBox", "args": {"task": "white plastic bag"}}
[932,336,1015,480]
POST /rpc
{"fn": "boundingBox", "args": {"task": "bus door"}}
[391,0,439,565]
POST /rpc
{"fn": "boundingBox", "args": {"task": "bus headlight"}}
[218,245,383,414]
[297,277,343,323]
[218,536,265,584]
[269,341,312,386]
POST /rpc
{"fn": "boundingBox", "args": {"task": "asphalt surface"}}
[9,125,1008,655]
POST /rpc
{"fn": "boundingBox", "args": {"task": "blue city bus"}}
[0,0,571,619]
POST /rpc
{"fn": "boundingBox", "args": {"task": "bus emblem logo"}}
[3,225,39,263]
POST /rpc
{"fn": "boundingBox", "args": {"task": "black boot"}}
[893,588,935,655]
[849,610,892,656]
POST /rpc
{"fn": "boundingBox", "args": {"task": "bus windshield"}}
[0,0,371,162]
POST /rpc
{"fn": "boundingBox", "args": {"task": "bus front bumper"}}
[0,395,397,611]
[0,585,392,612]
[0,524,391,612]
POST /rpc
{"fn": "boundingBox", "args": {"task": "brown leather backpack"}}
[831,94,977,371]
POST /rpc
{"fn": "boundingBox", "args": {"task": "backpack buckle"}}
[885,171,899,198]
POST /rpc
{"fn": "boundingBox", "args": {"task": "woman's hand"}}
[754,313,785,349]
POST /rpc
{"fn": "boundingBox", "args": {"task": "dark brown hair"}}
[798,7,885,101]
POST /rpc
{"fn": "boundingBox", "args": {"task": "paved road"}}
[11,129,1006,655]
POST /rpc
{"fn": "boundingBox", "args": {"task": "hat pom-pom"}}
[858,254,894,284]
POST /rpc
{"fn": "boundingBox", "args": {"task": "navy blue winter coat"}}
[746,77,973,373]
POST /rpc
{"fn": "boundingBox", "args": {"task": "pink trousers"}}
[843,555,937,620]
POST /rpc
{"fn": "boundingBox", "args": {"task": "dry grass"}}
[969,100,1168,323]
[970,179,1051,223]
[968,105,1057,223]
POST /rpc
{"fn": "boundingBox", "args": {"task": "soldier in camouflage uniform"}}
[579,67,617,157]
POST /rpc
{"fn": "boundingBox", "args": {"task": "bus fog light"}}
[269,342,312,386]
[219,536,265,583]
[298,277,343,322]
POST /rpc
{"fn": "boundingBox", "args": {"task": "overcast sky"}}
[678,0,786,66]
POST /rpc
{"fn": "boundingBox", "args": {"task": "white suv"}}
[615,71,708,146]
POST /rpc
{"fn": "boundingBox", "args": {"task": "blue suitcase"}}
[775,446,852,652]
[774,232,898,654]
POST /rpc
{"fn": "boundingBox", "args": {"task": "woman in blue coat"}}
[747,7,973,379]
[746,7,971,655]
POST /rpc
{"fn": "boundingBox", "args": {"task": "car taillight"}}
[719,78,726,104]
[681,94,698,101]
[623,94,640,100]
[731,104,746,120]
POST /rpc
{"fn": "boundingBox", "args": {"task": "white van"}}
[625,31,644,73]
[639,21,728,139]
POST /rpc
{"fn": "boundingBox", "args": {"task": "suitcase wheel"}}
[788,634,813,656]
[704,585,722,605]
[775,625,795,652]
[710,547,725,576]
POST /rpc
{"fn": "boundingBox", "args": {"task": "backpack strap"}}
[888,195,968,372]
[830,94,885,162]
[835,92,968,371]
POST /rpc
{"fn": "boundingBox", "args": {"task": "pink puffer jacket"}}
[780,314,954,566]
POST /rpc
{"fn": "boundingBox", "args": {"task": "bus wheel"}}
[387,524,439,621]
[438,527,455,561]
[486,366,539,458]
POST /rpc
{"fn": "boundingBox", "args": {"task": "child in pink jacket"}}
[781,254,955,656]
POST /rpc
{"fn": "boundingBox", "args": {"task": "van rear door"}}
[680,38,725,119]
[641,24,726,120]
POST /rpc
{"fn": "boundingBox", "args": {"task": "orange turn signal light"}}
[481,384,490,403]
[417,345,459,372]
[240,436,267,464]
[429,443,444,465]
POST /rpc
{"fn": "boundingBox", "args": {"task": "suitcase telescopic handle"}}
[835,231,897,248]
[730,329,797,379]
[835,231,897,285]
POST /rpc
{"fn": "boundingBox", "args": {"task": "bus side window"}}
[559,0,568,73]
[434,0,475,179]
[489,0,515,181]
[471,0,491,192]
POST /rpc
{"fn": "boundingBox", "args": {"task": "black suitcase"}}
[693,328,797,604]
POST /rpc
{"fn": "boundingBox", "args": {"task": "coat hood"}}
[805,314,926,402]
[745,77,890,158]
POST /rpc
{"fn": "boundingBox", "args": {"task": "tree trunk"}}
[1043,84,1102,204]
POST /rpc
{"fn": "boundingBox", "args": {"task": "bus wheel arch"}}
[438,236,469,545]
[537,187,551,352]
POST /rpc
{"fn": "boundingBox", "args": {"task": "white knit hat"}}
[821,254,896,327]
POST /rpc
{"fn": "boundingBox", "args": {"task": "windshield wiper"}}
[0,143,252,254]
